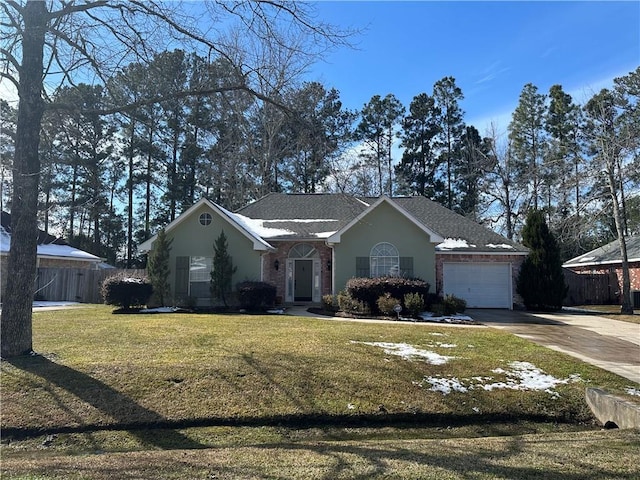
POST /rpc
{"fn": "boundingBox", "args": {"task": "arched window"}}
[370,242,399,277]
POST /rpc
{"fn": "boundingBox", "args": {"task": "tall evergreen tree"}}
[455,125,492,220]
[516,209,567,311]
[356,93,405,196]
[395,93,443,200]
[210,230,236,307]
[147,228,173,306]
[509,83,547,212]
[433,76,465,210]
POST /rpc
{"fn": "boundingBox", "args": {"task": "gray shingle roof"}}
[236,193,527,253]
[564,235,640,267]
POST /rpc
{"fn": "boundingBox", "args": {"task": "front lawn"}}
[1,305,638,478]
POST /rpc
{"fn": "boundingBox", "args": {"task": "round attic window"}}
[199,212,212,226]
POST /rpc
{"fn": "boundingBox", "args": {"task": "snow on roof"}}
[436,238,476,251]
[228,212,295,239]
[312,231,338,239]
[486,243,514,249]
[0,225,100,261]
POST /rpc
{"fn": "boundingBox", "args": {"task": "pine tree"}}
[516,209,567,311]
[147,228,173,306]
[210,230,237,307]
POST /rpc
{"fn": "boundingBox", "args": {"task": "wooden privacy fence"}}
[35,268,147,304]
[563,268,615,306]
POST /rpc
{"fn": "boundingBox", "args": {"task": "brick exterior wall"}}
[261,240,333,303]
[435,253,526,303]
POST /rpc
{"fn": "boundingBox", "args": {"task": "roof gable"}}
[327,196,444,244]
[138,198,274,252]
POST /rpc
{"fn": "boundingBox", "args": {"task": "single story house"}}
[1,211,103,300]
[563,235,640,307]
[139,194,528,309]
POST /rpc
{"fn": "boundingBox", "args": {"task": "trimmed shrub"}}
[322,294,338,312]
[404,292,425,317]
[337,290,371,316]
[345,276,430,314]
[101,273,153,310]
[442,294,467,315]
[237,281,276,310]
[377,293,400,316]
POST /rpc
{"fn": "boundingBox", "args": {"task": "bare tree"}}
[0,0,349,357]
[583,68,639,314]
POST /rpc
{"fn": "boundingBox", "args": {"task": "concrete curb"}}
[585,387,640,429]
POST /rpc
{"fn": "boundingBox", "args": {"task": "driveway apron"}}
[468,309,640,384]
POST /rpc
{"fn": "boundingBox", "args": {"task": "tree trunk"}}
[606,168,633,314]
[1,1,47,357]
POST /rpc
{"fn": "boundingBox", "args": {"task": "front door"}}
[294,259,313,301]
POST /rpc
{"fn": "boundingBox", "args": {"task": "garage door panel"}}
[443,263,511,309]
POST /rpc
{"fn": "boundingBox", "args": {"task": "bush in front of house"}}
[431,294,467,316]
[377,293,401,316]
[337,290,371,316]
[345,276,430,314]
[403,292,425,317]
[101,273,153,311]
[237,281,276,310]
[321,294,338,312]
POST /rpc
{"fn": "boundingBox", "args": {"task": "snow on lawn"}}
[351,341,456,365]
[418,361,582,398]
[626,387,640,397]
[417,312,475,324]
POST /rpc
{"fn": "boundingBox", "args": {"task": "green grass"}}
[1,305,639,479]
[573,304,640,324]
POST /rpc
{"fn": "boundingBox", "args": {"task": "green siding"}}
[151,204,264,302]
[333,201,437,293]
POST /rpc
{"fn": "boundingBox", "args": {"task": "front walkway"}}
[469,309,640,384]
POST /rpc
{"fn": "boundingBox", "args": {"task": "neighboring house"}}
[563,235,640,307]
[139,194,528,309]
[1,211,103,299]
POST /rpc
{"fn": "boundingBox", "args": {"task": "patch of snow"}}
[429,332,446,336]
[2,225,101,261]
[347,403,356,410]
[418,362,581,397]
[352,341,456,365]
[264,218,339,223]
[577,256,596,263]
[486,243,514,249]
[267,308,286,314]
[422,376,468,394]
[312,231,338,238]
[625,387,640,396]
[32,301,79,308]
[139,307,181,313]
[228,212,295,238]
[418,312,474,323]
[436,238,476,251]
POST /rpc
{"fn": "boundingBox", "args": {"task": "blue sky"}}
[307,1,640,134]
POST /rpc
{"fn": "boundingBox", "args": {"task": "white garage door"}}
[443,263,512,309]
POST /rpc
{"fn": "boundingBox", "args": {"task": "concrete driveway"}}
[468,309,640,384]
